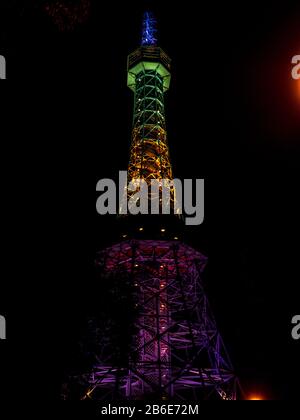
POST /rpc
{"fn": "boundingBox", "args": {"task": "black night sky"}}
[0,0,300,405]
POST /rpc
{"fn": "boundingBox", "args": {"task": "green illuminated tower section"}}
[127,15,173,192]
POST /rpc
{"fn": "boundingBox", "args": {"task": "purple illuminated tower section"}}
[63,12,239,401]
[85,241,239,400]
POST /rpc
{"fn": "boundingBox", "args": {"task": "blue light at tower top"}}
[141,12,158,46]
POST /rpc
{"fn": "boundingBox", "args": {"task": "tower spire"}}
[141,11,158,46]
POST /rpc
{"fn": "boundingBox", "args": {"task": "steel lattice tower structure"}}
[125,12,176,211]
[127,28,172,185]
[63,12,239,401]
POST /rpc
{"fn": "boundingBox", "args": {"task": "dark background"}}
[0,0,299,404]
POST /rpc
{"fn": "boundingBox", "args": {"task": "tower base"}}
[63,240,239,401]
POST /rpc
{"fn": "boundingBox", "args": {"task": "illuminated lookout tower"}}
[64,12,239,401]
[127,13,172,185]
[122,12,178,217]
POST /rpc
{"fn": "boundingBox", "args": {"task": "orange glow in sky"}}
[249,395,264,400]
[296,79,300,99]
